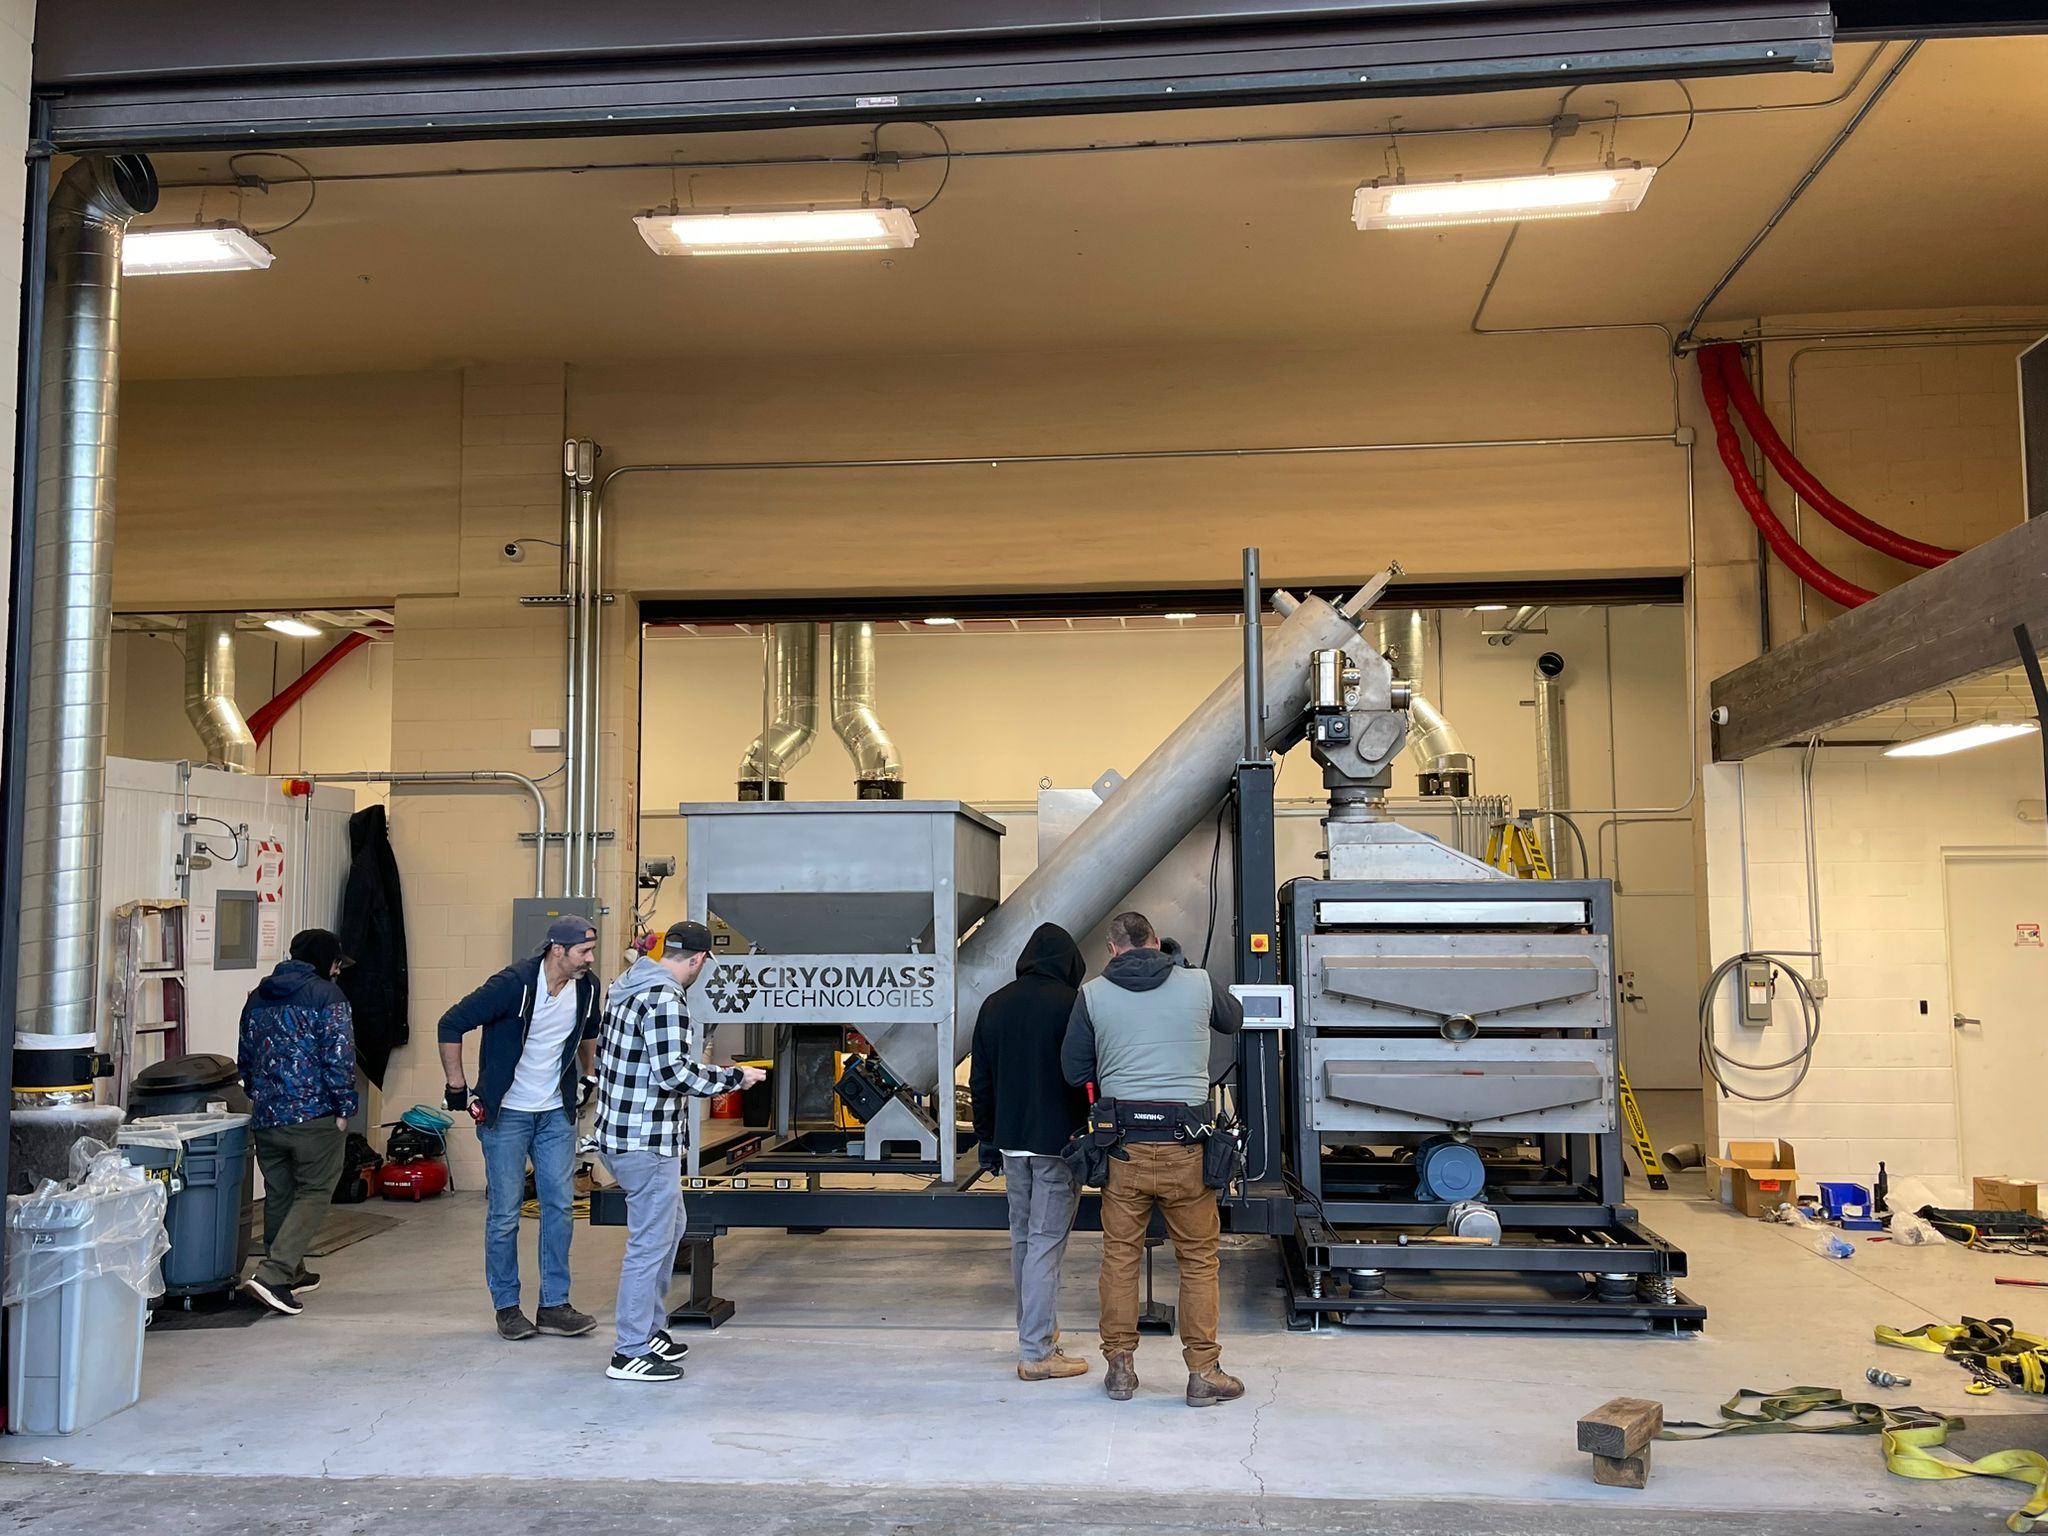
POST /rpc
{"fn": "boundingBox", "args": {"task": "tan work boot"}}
[1018,1350,1089,1382]
[1186,1364,1246,1407]
[1104,1351,1138,1401]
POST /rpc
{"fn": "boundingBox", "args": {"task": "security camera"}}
[1711,705,1731,726]
[501,542,525,563]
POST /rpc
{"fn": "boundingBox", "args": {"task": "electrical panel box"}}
[1740,960,1776,1026]
[510,898,596,963]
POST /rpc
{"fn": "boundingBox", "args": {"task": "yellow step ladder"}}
[1490,816,1666,1191]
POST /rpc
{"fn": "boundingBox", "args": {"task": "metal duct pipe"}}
[738,623,819,799]
[829,621,904,799]
[1376,610,1474,796]
[902,579,1389,1093]
[1533,652,1571,877]
[183,614,255,773]
[14,156,157,1095]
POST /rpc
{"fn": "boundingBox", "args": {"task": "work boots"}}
[1104,1351,1139,1401]
[1018,1350,1089,1382]
[1186,1365,1246,1407]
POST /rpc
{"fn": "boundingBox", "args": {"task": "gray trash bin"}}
[5,1164,166,1434]
[119,1114,251,1298]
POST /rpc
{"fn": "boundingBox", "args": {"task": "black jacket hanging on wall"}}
[338,804,410,1088]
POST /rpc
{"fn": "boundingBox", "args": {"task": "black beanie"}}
[289,928,348,974]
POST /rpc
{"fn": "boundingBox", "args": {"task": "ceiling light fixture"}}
[1164,612,1199,621]
[1353,166,1656,231]
[921,616,959,627]
[264,617,322,639]
[1883,719,2040,759]
[634,204,919,257]
[122,223,277,276]
[1473,604,1510,613]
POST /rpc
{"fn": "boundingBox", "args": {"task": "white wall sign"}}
[2019,922,2043,948]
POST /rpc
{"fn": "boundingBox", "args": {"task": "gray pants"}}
[1005,1153,1080,1361]
[605,1149,684,1358]
[253,1121,346,1289]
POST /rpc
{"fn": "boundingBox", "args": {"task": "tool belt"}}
[1103,1098,1209,1143]
[1057,1099,1241,1191]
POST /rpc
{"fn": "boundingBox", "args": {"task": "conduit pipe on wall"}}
[1708,344,1958,568]
[829,621,904,799]
[183,614,257,773]
[1697,348,1874,609]
[560,440,601,903]
[738,623,819,799]
[15,156,157,1088]
[294,771,548,897]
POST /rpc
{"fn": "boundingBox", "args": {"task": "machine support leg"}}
[1137,1237,1176,1335]
[666,1234,736,1329]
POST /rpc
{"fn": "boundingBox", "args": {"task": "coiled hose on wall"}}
[1698,952,1825,1103]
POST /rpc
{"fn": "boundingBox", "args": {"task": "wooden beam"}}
[1710,511,2048,761]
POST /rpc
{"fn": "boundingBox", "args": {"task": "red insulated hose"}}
[1705,344,1958,569]
[246,630,375,745]
[1697,350,1874,609]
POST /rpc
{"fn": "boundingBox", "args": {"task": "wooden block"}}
[1593,1450,1651,1490]
[1577,1397,1664,1458]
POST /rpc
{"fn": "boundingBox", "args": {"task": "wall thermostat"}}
[1229,983,1295,1031]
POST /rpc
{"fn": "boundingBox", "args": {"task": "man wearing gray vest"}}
[1062,910,1245,1407]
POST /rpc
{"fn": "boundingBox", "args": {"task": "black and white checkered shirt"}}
[593,975,745,1158]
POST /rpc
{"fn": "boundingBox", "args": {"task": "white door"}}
[1949,852,2048,1180]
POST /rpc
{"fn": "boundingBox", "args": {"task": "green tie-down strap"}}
[1661,1387,2048,1533]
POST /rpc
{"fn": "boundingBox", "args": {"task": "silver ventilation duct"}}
[737,622,819,800]
[15,156,157,1090]
[1533,651,1571,877]
[829,621,904,799]
[1377,610,1475,797]
[183,614,256,773]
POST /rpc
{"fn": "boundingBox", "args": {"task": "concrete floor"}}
[6,1106,2044,1533]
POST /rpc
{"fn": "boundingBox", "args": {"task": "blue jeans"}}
[478,1107,575,1312]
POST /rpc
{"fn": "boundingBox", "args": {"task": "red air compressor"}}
[377,1111,453,1201]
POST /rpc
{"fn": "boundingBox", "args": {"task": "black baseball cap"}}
[543,914,598,951]
[662,921,715,957]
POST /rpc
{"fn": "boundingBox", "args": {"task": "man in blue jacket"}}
[238,928,360,1317]
[438,915,602,1341]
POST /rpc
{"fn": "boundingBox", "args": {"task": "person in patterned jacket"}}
[237,929,360,1316]
[593,920,764,1382]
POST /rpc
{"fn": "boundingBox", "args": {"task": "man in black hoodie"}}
[1063,911,1245,1408]
[969,923,1092,1382]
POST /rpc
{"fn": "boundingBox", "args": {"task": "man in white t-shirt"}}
[438,916,603,1341]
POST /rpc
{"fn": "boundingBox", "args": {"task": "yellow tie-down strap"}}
[1664,1384,2048,1534]
[1878,1318,2048,1395]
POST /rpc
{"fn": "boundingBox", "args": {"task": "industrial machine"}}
[593,555,1700,1334]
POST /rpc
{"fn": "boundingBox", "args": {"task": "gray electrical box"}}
[510,898,596,963]
[1739,959,1776,1026]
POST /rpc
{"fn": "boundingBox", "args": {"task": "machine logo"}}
[704,965,759,1015]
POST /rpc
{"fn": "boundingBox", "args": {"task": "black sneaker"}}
[536,1303,596,1337]
[289,1270,321,1294]
[244,1276,302,1316]
[606,1351,684,1383]
[648,1330,690,1364]
[497,1307,540,1341]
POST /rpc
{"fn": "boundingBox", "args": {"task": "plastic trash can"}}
[5,1162,167,1434]
[126,1055,256,1274]
[120,1113,251,1298]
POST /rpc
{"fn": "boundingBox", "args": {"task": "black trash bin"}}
[126,1055,256,1280]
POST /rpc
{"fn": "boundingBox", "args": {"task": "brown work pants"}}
[1098,1140,1221,1371]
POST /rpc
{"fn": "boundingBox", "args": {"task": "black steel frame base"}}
[665,1235,736,1329]
[1281,1221,1704,1335]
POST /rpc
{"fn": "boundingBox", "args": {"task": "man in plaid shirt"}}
[594,920,764,1382]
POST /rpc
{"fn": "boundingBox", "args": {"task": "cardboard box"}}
[1974,1176,2042,1215]
[1707,1139,1799,1218]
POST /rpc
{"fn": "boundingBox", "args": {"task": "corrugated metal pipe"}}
[1377,610,1474,796]
[829,621,904,799]
[738,623,819,800]
[183,614,256,772]
[14,156,157,1099]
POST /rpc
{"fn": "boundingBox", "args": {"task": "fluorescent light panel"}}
[1883,720,2039,758]
[264,618,322,638]
[921,616,959,627]
[635,206,918,256]
[1353,166,1657,231]
[123,224,276,276]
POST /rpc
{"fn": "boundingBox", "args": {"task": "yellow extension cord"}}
[520,1196,591,1219]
